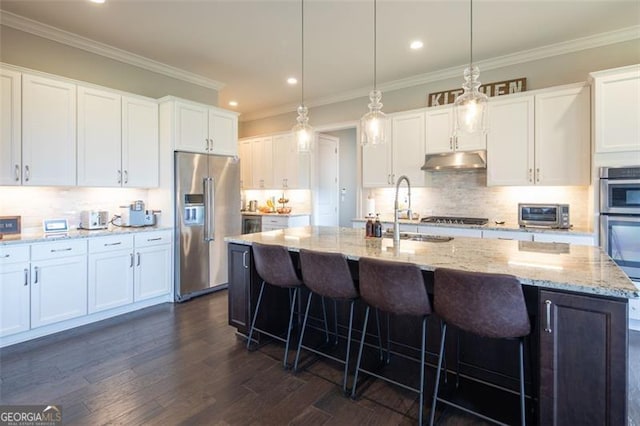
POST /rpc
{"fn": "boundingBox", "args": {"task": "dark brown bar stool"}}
[293,249,359,394]
[246,242,303,369]
[351,257,432,425]
[430,268,531,426]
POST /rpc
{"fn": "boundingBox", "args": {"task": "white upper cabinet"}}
[591,65,640,154]
[77,86,122,187]
[534,85,590,186]
[0,68,21,186]
[487,95,535,186]
[425,106,485,154]
[362,117,394,187]
[122,96,159,187]
[171,99,238,155]
[238,138,253,189]
[251,137,273,189]
[272,133,310,189]
[22,74,77,186]
[487,84,590,187]
[391,111,426,186]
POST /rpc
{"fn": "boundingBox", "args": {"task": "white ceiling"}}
[1,0,639,121]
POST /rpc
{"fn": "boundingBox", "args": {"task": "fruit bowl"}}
[277,207,292,214]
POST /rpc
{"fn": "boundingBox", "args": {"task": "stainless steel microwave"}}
[518,203,570,229]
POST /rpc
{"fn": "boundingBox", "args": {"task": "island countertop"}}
[225,226,639,299]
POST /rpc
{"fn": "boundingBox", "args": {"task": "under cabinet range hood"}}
[420,150,486,171]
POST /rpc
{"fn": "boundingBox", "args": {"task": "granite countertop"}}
[225,226,638,299]
[241,211,311,217]
[351,217,593,236]
[0,226,173,246]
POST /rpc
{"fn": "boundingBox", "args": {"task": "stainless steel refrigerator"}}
[174,151,241,301]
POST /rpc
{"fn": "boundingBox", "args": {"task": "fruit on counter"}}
[266,199,274,209]
[258,206,271,213]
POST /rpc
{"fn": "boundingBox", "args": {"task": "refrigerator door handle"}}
[204,177,215,241]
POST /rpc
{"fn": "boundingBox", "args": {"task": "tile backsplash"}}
[362,170,592,230]
[0,186,151,231]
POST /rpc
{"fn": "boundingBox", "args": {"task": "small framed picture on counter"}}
[43,218,69,234]
[0,216,21,238]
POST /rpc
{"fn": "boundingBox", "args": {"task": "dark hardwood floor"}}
[1,291,638,425]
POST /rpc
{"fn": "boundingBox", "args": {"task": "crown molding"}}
[0,11,225,90]
[241,25,640,122]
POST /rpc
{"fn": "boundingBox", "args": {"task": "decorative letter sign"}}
[428,77,527,107]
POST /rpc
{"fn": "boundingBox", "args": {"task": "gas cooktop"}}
[420,216,489,226]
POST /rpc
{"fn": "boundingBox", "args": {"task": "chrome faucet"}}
[394,175,412,244]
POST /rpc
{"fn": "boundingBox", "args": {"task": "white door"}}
[22,74,77,186]
[315,134,339,226]
[122,96,159,188]
[77,86,122,187]
[0,261,30,337]
[134,244,172,301]
[0,69,21,186]
[88,249,135,313]
[174,101,209,153]
[209,109,237,156]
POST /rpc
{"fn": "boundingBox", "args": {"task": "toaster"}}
[80,210,109,230]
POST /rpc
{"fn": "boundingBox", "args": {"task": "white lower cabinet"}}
[482,230,534,241]
[0,246,30,337]
[418,225,483,238]
[532,232,595,246]
[262,215,310,231]
[88,235,135,313]
[133,231,172,301]
[30,240,88,328]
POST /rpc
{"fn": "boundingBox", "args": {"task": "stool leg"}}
[375,308,383,360]
[418,316,427,426]
[342,299,355,394]
[321,296,330,343]
[351,305,370,399]
[247,280,266,350]
[386,313,391,364]
[282,287,298,369]
[429,322,447,426]
[293,292,313,372]
[456,333,460,388]
[334,299,339,345]
[519,338,526,426]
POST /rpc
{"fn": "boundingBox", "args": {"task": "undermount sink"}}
[383,231,453,243]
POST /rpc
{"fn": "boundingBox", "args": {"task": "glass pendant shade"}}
[293,105,313,152]
[361,89,387,146]
[453,66,488,135]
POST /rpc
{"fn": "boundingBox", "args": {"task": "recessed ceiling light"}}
[287,77,298,85]
[89,0,106,3]
[410,40,424,50]
[228,101,238,107]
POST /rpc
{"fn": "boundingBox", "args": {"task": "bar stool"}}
[429,268,531,426]
[246,242,303,369]
[351,257,433,425]
[293,249,359,393]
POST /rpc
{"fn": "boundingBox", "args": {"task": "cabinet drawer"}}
[0,245,29,265]
[89,234,134,253]
[134,230,172,247]
[31,239,87,261]
[482,230,533,241]
[262,216,288,226]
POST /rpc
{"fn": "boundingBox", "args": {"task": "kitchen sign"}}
[428,77,526,107]
[0,216,21,237]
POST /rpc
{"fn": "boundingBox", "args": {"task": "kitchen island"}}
[225,226,637,425]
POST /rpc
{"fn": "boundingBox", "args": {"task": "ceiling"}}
[1,0,639,121]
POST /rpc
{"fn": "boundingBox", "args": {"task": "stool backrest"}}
[359,257,432,317]
[434,268,530,339]
[252,242,301,288]
[299,249,358,299]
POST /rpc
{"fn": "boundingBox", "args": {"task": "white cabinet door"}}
[122,96,159,188]
[77,86,122,187]
[482,229,533,241]
[535,86,590,186]
[238,138,253,189]
[592,65,640,154]
[209,108,237,156]
[0,261,30,337]
[532,233,594,246]
[487,96,535,186]
[425,107,453,154]
[31,255,87,328]
[134,244,172,301]
[392,111,426,186]
[252,137,273,188]
[272,133,294,188]
[22,74,76,186]
[174,101,209,153]
[418,225,483,238]
[0,69,21,186]
[455,131,486,152]
[362,118,393,188]
[88,234,134,314]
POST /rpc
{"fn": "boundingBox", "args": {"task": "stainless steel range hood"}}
[420,150,486,171]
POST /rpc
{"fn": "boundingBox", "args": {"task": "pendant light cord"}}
[373,0,377,91]
[469,0,473,69]
[301,0,305,107]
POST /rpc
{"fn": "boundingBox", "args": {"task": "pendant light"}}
[293,0,313,153]
[453,0,488,135]
[360,0,387,146]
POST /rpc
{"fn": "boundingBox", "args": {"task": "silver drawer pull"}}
[51,248,73,252]
[130,253,134,267]
[24,268,28,286]
[137,252,141,266]
[242,251,248,269]
[544,300,552,333]
[34,266,39,284]
[1,254,9,258]
[104,242,122,246]
[147,237,162,242]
